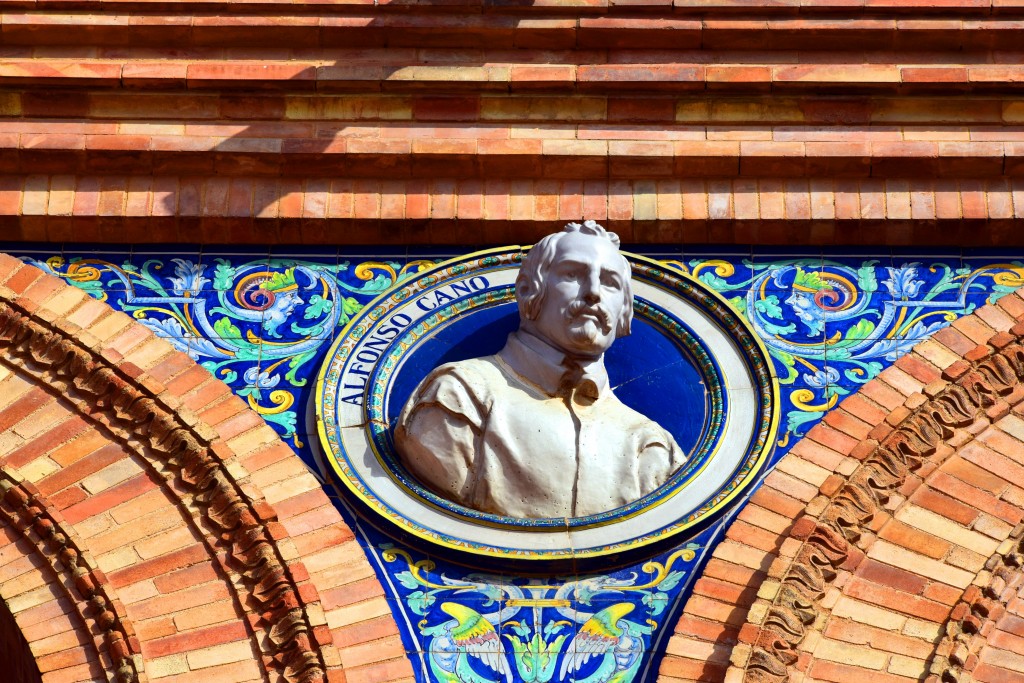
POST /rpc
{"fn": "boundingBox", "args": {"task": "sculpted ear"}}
[515,273,538,320]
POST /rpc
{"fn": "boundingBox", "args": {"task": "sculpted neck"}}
[498,330,609,398]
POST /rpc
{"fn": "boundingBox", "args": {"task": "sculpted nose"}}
[581,272,601,304]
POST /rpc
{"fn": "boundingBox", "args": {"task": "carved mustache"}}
[566,301,612,333]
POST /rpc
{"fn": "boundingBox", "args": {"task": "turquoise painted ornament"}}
[383,544,696,683]
[677,257,1024,441]
[30,254,432,448]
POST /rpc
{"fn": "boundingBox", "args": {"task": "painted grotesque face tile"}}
[530,232,627,358]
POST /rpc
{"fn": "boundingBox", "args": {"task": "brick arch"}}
[660,290,1024,683]
[0,256,409,683]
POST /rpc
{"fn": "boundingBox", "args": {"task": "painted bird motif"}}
[428,602,512,683]
[559,603,644,683]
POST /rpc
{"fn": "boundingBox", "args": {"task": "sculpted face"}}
[525,231,627,358]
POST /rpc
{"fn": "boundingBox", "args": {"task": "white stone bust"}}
[394,221,685,519]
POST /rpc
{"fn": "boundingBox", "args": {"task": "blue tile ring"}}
[314,247,780,560]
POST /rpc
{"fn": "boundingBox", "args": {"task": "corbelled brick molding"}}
[0,256,408,683]
[6,0,1024,245]
[661,290,1024,682]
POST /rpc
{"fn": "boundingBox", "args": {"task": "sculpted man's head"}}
[395,222,685,519]
[515,221,633,359]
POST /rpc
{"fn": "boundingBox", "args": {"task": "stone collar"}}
[497,330,609,399]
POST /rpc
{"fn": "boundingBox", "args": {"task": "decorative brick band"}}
[0,268,330,683]
[8,10,1024,52]
[6,176,1024,247]
[0,467,142,683]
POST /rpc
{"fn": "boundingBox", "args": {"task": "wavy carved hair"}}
[515,221,634,338]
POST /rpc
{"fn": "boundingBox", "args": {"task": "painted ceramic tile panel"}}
[11,243,1024,683]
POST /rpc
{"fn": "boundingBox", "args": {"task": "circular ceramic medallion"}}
[315,247,779,560]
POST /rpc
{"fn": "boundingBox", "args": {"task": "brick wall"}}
[663,290,1024,683]
[3,0,1024,244]
[10,250,1024,683]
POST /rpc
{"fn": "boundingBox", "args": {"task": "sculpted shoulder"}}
[410,356,504,401]
[396,356,506,434]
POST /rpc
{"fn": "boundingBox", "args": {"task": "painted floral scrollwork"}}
[33,256,433,448]
[382,544,699,683]
[675,258,1024,441]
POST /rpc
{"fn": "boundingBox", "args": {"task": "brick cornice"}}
[5,176,1024,247]
[7,12,1024,52]
[0,0,1013,14]
[4,0,1024,244]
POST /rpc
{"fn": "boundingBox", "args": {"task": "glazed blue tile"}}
[129,245,202,271]
[959,258,1024,307]
[30,253,132,295]
[121,252,206,298]
[882,259,963,306]
[335,259,419,304]
[98,290,129,309]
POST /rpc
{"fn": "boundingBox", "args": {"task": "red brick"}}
[329,614,398,651]
[749,485,804,519]
[3,414,90,469]
[61,473,158,524]
[823,617,935,659]
[912,486,981,527]
[857,557,928,594]
[144,620,249,659]
[153,562,220,594]
[693,576,756,604]
[807,423,861,455]
[659,655,728,681]
[132,580,232,621]
[108,545,211,589]
[878,519,950,559]
[673,614,739,643]
[35,645,91,674]
[845,577,952,622]
[895,353,941,383]
[0,388,48,434]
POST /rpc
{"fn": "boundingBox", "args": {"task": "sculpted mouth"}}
[566,302,611,333]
